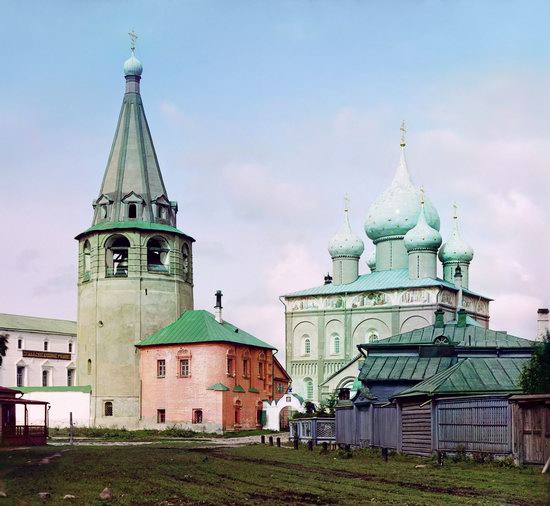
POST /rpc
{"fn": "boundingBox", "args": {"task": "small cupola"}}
[328,196,364,285]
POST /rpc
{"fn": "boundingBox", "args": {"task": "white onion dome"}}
[439,212,474,263]
[124,51,143,77]
[404,201,442,252]
[328,206,365,258]
[367,250,376,271]
[365,147,440,242]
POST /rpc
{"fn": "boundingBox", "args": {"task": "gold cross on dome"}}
[129,29,138,51]
[400,120,407,147]
[453,203,458,219]
[419,186,425,206]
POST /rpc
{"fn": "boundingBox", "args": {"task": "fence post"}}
[276,437,281,447]
[437,451,445,466]
[268,436,274,446]
[293,432,299,450]
[69,412,74,446]
[307,440,314,451]
[381,447,388,462]
[261,435,265,444]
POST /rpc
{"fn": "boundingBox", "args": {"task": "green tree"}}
[0,333,8,367]
[520,331,550,393]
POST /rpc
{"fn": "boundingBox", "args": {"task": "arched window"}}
[105,235,130,277]
[304,378,314,400]
[87,359,92,375]
[367,330,379,343]
[83,240,91,279]
[128,203,137,219]
[104,401,113,417]
[182,243,190,281]
[303,335,311,355]
[147,237,169,272]
[100,205,108,219]
[333,335,340,354]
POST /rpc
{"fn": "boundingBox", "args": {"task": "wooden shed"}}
[510,394,550,465]
[0,386,49,446]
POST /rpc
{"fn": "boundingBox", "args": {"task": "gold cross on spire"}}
[129,29,138,52]
[400,120,407,148]
[453,203,458,219]
[344,193,350,213]
[419,186,425,206]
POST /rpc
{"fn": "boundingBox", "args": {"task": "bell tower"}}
[76,36,194,427]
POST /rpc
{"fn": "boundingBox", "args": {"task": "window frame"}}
[16,366,25,387]
[104,401,113,417]
[179,358,190,377]
[157,359,166,378]
[42,369,49,387]
[157,409,166,424]
[192,409,203,424]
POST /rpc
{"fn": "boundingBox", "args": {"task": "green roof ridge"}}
[0,313,76,335]
[77,220,193,239]
[207,383,230,391]
[233,385,245,393]
[136,310,274,350]
[248,387,259,393]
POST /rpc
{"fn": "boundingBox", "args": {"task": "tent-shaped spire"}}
[91,39,176,228]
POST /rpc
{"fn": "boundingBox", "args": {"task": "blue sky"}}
[1,0,548,355]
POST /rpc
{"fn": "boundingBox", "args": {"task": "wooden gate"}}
[372,404,398,449]
[401,401,432,456]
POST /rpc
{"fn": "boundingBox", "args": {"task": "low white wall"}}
[264,394,304,431]
[16,390,91,428]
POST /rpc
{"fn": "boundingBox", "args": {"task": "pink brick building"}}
[137,310,289,432]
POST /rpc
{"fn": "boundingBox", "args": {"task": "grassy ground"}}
[0,443,548,505]
[48,427,279,441]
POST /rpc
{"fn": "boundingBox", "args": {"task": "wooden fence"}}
[289,417,336,444]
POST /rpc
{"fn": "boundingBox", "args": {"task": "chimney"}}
[214,290,223,323]
[324,273,333,285]
[434,309,445,328]
[537,308,549,341]
[457,308,467,328]
[454,265,464,314]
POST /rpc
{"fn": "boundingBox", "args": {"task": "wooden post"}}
[268,436,273,446]
[381,447,388,462]
[322,442,328,452]
[276,437,281,447]
[307,440,313,451]
[437,451,445,466]
[293,433,299,450]
[69,412,74,445]
[260,435,265,444]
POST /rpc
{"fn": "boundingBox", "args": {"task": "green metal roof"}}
[136,310,274,350]
[77,220,193,240]
[394,358,529,398]
[362,323,534,349]
[15,386,91,393]
[207,383,230,391]
[358,356,456,382]
[284,268,486,298]
[233,385,245,393]
[319,355,361,387]
[248,387,259,393]
[0,313,76,336]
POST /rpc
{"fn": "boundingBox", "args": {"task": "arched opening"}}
[83,240,91,279]
[303,335,311,355]
[147,237,169,272]
[100,205,108,219]
[105,235,130,277]
[182,243,190,281]
[104,401,113,417]
[87,359,92,375]
[128,203,137,219]
[279,406,295,431]
[333,334,340,354]
[304,378,313,400]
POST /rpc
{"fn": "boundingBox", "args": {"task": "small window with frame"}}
[157,409,166,424]
[44,341,49,351]
[104,401,113,417]
[179,358,190,377]
[192,409,203,424]
[157,359,166,378]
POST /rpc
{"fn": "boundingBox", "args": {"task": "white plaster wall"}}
[263,394,304,431]
[15,391,90,427]
[0,330,76,387]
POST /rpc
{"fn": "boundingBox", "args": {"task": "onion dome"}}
[404,195,442,252]
[439,207,474,263]
[124,50,143,76]
[364,123,440,241]
[367,250,376,271]
[328,198,365,258]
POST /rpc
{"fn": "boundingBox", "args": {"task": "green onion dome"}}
[367,250,376,271]
[328,206,365,259]
[365,147,440,242]
[439,212,474,263]
[124,51,143,77]
[404,201,442,252]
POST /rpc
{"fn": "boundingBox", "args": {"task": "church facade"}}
[282,127,491,403]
